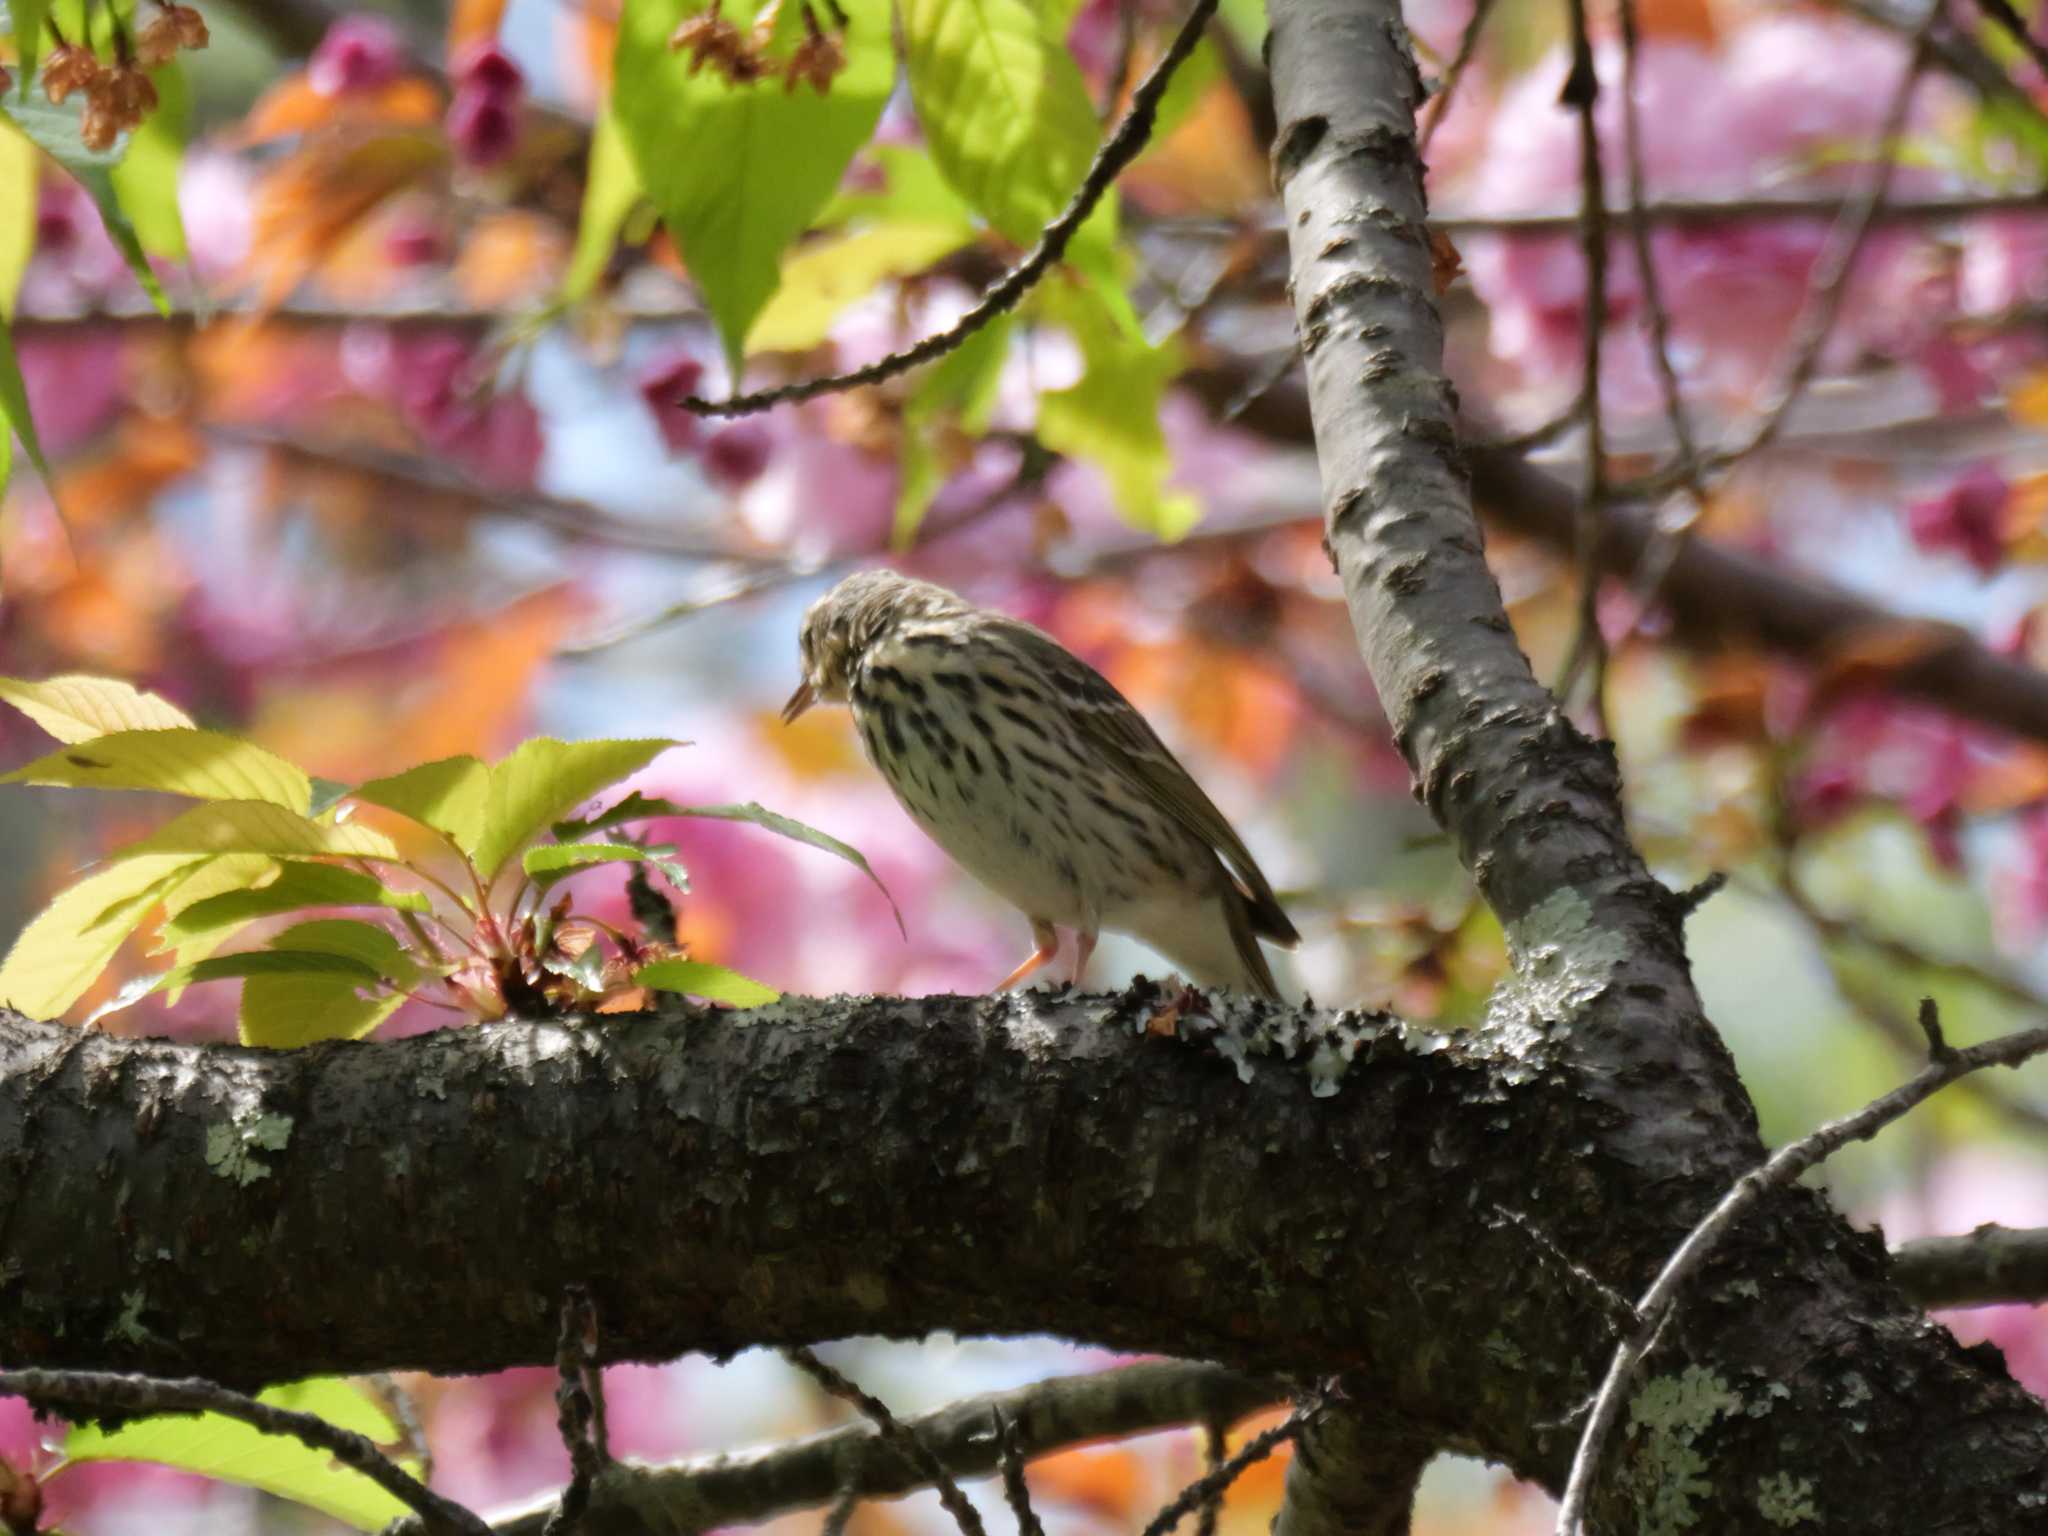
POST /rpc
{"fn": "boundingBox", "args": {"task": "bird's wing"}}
[999,622,1301,948]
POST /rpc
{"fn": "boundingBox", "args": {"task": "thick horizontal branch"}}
[1894,1223,2048,1310]
[473,1361,1281,1536]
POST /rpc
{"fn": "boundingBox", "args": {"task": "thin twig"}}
[783,1346,987,1536]
[1553,1009,2048,1535]
[544,1287,608,1536]
[0,1368,489,1536]
[1134,1395,1322,1536]
[821,1480,862,1536]
[1416,0,1502,157]
[1962,0,2048,79]
[367,1372,434,1486]
[680,0,1222,417]
[1191,1417,1227,1536]
[992,1409,1044,1536]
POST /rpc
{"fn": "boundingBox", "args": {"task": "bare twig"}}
[991,1408,1044,1536]
[1416,0,1502,156]
[680,0,1222,417]
[1191,1417,1227,1536]
[821,1480,862,1536]
[1135,1395,1322,1536]
[1554,1009,2048,1535]
[1423,187,2048,236]
[367,1372,434,1486]
[544,1287,607,1536]
[1894,1223,2048,1309]
[783,1346,987,1536]
[0,1368,489,1536]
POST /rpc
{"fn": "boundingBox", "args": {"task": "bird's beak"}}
[780,679,817,724]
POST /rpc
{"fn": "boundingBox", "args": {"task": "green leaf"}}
[523,839,689,893]
[561,100,643,305]
[612,0,894,371]
[159,864,430,949]
[0,119,35,319]
[747,221,975,354]
[0,314,55,496]
[635,957,779,1006]
[262,917,417,983]
[892,311,1014,547]
[109,58,189,262]
[6,1,52,89]
[308,776,353,816]
[0,855,196,1016]
[0,86,169,313]
[85,947,383,1026]
[241,964,406,1048]
[65,1377,418,1531]
[0,673,195,740]
[472,738,677,883]
[1036,282,1199,539]
[557,792,903,935]
[817,144,976,229]
[153,853,277,999]
[900,0,1115,264]
[352,755,491,852]
[3,727,313,809]
[112,800,400,863]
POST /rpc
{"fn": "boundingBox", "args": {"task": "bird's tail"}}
[1137,881,1284,1002]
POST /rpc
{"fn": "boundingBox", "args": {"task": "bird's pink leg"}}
[1071,929,1098,987]
[995,919,1061,992]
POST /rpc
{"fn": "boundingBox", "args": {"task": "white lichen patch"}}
[1177,997,1390,1096]
[1488,888,1629,1038]
[1756,1471,1819,1528]
[204,1109,293,1185]
[1625,1364,1745,1536]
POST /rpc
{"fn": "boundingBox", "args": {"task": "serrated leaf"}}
[3,728,313,809]
[160,865,429,949]
[351,756,491,852]
[612,0,894,371]
[7,1,52,90]
[901,0,1115,264]
[561,99,642,305]
[263,917,418,985]
[109,58,189,262]
[635,957,779,1006]
[747,221,974,354]
[0,119,35,319]
[66,1376,417,1531]
[0,87,169,313]
[112,800,399,863]
[85,948,383,1026]
[1036,282,1199,539]
[472,737,677,884]
[0,673,194,741]
[524,839,689,894]
[557,792,902,935]
[0,855,196,1016]
[153,854,276,999]
[241,966,406,1048]
[308,776,353,816]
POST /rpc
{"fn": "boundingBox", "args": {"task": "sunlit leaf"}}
[153,853,279,999]
[0,86,169,313]
[242,965,407,1047]
[2,727,313,810]
[0,855,196,1017]
[747,221,974,354]
[900,0,1115,266]
[7,0,52,89]
[611,0,894,370]
[1036,282,1199,539]
[560,100,643,305]
[86,947,383,1026]
[0,119,35,319]
[108,57,189,262]
[635,957,779,1006]
[0,674,196,741]
[555,791,903,934]
[65,1377,418,1531]
[817,144,976,228]
[159,865,430,950]
[0,317,56,496]
[353,755,492,853]
[111,800,399,863]
[471,737,677,883]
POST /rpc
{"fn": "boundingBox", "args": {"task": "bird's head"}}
[782,569,968,722]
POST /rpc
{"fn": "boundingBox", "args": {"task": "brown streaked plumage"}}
[783,570,1298,999]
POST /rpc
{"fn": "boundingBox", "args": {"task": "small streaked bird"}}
[782,570,1299,1000]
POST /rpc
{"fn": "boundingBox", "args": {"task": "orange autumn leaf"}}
[1025,1442,1147,1522]
[1960,744,2048,815]
[237,75,443,145]
[1634,0,1717,42]
[1125,80,1266,216]
[2010,367,2048,428]
[1811,620,1963,705]
[246,129,448,304]
[454,211,572,308]
[2004,472,2048,561]
[448,0,511,51]
[1678,653,1776,749]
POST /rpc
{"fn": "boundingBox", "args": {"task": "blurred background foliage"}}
[0,0,2044,1531]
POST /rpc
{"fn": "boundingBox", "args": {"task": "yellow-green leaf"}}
[160,865,429,950]
[561,99,642,305]
[0,855,199,1016]
[8,0,52,90]
[0,119,35,320]
[264,917,418,985]
[0,314,55,497]
[636,957,779,1006]
[65,1377,419,1531]
[352,755,491,853]
[3,728,313,809]
[108,58,189,263]
[472,737,676,883]
[241,965,406,1048]
[0,673,195,742]
[747,221,975,354]
[85,948,383,1027]
[112,800,399,863]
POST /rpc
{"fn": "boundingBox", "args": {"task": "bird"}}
[782,569,1299,1000]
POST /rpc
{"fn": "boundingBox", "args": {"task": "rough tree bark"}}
[2,2,2046,1535]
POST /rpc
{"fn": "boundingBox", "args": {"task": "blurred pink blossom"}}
[703,420,774,488]
[307,13,407,96]
[391,334,544,487]
[1907,463,2009,576]
[636,350,707,455]
[16,331,126,456]
[448,41,526,169]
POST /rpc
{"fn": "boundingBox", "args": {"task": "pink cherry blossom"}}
[1907,463,2009,576]
[307,13,406,97]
